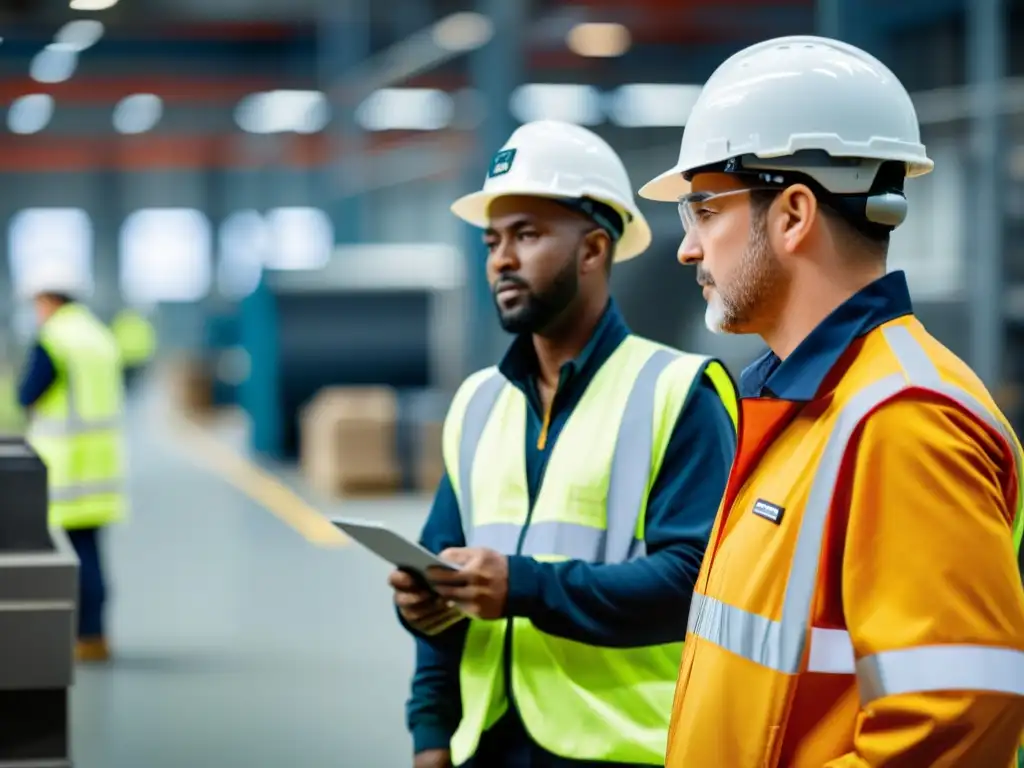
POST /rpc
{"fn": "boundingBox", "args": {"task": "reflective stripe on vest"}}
[30,415,121,437]
[457,348,680,563]
[48,478,123,503]
[29,364,122,439]
[687,324,1024,707]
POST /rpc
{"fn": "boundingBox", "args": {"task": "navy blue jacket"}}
[404,300,737,755]
[18,343,57,408]
[739,271,914,400]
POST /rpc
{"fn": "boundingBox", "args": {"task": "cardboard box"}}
[165,355,213,417]
[300,387,402,497]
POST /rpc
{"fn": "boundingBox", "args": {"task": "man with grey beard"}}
[639,34,1024,768]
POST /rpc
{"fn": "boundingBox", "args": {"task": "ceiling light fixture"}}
[69,0,118,10]
[355,88,454,131]
[432,12,494,53]
[234,90,330,135]
[607,84,702,127]
[566,22,631,58]
[113,94,164,134]
[29,44,78,84]
[8,94,55,134]
[509,83,603,125]
[54,20,104,51]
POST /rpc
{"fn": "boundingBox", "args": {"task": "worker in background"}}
[16,263,127,664]
[110,305,157,391]
[387,119,739,768]
[637,34,1024,767]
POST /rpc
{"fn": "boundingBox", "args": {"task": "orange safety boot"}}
[75,637,110,663]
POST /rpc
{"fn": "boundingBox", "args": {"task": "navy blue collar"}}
[739,270,914,401]
[498,298,629,394]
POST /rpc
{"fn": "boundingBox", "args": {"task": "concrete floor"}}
[69,383,432,768]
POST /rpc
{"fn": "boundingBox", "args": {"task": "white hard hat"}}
[18,261,89,300]
[638,35,933,225]
[451,120,653,262]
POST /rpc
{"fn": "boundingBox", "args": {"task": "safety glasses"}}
[677,186,781,234]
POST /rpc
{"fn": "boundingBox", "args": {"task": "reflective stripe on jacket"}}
[443,334,738,766]
[667,316,1024,768]
[28,303,127,530]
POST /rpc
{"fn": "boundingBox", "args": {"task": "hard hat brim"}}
[451,189,653,262]
[613,213,652,263]
[450,189,502,230]
[638,167,691,203]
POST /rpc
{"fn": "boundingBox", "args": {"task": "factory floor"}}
[70,377,429,768]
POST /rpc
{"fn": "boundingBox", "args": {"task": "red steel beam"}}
[153,21,314,41]
[0,130,475,173]
[555,0,813,43]
[0,71,469,105]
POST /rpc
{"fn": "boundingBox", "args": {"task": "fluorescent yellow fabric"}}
[442,335,738,765]
[111,309,156,368]
[28,303,126,530]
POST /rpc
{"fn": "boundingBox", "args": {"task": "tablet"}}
[331,517,462,575]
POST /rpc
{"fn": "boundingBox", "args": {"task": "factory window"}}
[120,208,212,304]
[264,207,333,271]
[8,207,94,297]
[217,209,269,299]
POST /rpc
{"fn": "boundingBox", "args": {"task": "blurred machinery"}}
[0,439,77,768]
[239,243,465,470]
[204,311,245,408]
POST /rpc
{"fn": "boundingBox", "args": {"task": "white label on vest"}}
[752,498,785,525]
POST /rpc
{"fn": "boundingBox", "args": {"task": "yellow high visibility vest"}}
[111,308,156,368]
[442,334,738,765]
[27,303,126,530]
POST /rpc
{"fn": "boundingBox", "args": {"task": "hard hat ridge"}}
[451,119,654,262]
[638,35,932,234]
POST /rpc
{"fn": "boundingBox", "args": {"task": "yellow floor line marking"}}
[166,415,348,548]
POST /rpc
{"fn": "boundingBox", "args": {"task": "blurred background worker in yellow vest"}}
[387,120,739,768]
[110,306,157,392]
[638,35,1024,767]
[16,262,127,664]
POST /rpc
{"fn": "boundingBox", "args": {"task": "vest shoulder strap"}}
[442,366,507,533]
[625,335,740,429]
[603,342,687,562]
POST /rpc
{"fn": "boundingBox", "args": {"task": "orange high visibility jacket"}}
[666,314,1024,768]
